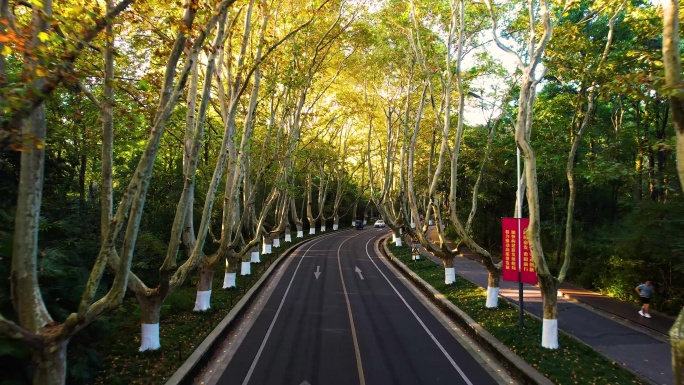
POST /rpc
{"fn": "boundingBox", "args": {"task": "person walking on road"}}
[635,280,654,318]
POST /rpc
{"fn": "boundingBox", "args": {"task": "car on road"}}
[355,221,365,230]
[374,219,385,228]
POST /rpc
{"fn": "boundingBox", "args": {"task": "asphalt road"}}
[208,229,503,385]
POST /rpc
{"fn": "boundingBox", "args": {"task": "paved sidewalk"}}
[406,227,675,385]
[554,281,674,336]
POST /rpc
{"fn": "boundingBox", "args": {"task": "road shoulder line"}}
[165,231,350,385]
[380,237,553,385]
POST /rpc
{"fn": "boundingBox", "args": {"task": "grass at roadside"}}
[86,233,320,385]
[386,243,644,385]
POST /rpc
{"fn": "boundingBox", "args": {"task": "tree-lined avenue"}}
[206,229,500,385]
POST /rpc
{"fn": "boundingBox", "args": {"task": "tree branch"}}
[3,0,134,134]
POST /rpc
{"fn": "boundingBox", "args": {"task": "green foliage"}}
[131,232,169,285]
[570,199,684,315]
[0,337,31,385]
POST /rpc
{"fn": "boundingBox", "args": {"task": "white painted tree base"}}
[363,220,367,225]
[193,290,212,312]
[251,251,260,263]
[309,228,316,235]
[262,242,272,255]
[486,286,499,308]
[445,268,456,284]
[297,230,303,238]
[411,222,416,229]
[394,236,402,247]
[333,224,338,230]
[223,273,236,288]
[285,233,292,242]
[241,261,251,275]
[429,220,434,225]
[139,323,160,352]
[399,228,403,234]
[321,225,326,232]
[273,238,280,248]
[351,220,356,227]
[542,319,559,349]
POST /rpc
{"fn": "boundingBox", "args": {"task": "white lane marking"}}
[337,235,366,385]
[354,266,364,280]
[363,238,475,385]
[314,265,321,279]
[241,234,336,385]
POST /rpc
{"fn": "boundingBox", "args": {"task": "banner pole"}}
[517,147,524,329]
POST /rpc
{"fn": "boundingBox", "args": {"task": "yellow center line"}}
[337,236,366,385]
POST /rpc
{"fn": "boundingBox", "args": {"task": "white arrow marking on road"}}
[314,266,321,280]
[300,382,311,385]
[355,266,364,280]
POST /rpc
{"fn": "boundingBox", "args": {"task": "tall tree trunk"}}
[538,273,558,344]
[101,0,115,240]
[79,151,86,211]
[33,338,68,385]
[291,196,304,237]
[306,172,317,234]
[485,0,555,348]
[671,310,684,385]
[442,257,456,284]
[194,262,215,311]
[7,12,57,385]
[634,105,645,203]
[223,255,238,289]
[351,200,358,226]
[12,0,53,339]
[317,164,328,231]
[126,0,233,348]
[662,1,684,381]
[136,291,165,351]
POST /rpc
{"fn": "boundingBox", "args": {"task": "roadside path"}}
[410,226,675,385]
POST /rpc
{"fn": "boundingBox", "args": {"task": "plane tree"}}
[483,0,562,348]
[0,0,238,380]
[402,0,506,293]
[662,1,684,382]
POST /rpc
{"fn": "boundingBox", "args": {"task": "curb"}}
[380,238,553,385]
[456,243,674,339]
[387,239,663,385]
[164,231,344,385]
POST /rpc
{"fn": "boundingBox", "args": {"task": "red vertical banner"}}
[501,218,538,284]
[501,218,518,282]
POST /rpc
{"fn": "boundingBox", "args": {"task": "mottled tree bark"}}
[32,337,69,385]
[197,265,215,292]
[671,310,684,385]
[662,1,684,382]
[485,0,556,348]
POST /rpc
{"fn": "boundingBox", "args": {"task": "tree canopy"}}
[1,0,683,383]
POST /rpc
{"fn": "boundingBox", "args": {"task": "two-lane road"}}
[199,229,508,385]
